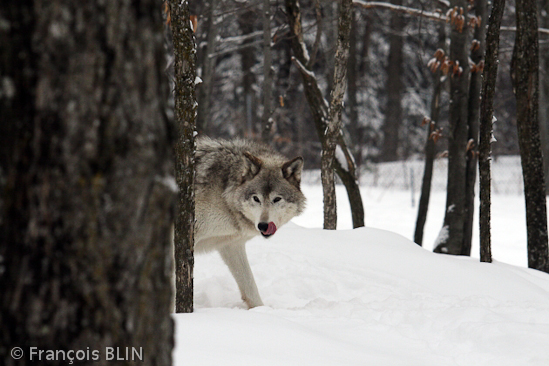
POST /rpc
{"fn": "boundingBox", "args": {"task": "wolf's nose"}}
[258,222,269,233]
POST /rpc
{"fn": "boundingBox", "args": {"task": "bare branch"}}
[209,39,263,58]
[353,0,447,22]
[501,25,549,35]
[221,30,264,45]
[353,1,549,34]
[436,0,450,8]
[308,0,323,68]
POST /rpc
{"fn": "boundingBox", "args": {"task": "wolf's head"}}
[233,151,306,238]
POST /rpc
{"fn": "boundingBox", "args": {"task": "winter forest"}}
[2,0,549,365]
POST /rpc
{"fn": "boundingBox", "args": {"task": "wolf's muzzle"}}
[258,222,277,237]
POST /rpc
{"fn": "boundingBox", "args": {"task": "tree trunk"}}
[434,0,470,255]
[324,1,338,95]
[381,0,405,162]
[334,139,365,228]
[347,12,361,172]
[540,0,549,194]
[479,0,506,264]
[414,22,446,246]
[0,1,174,364]
[238,9,257,137]
[286,0,365,228]
[322,0,354,230]
[261,0,274,143]
[196,0,218,135]
[169,0,197,313]
[355,13,373,172]
[462,0,488,256]
[511,0,549,273]
[358,13,373,75]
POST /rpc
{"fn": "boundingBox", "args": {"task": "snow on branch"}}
[353,0,446,22]
[208,30,267,58]
[500,26,549,35]
[209,39,264,58]
[436,0,450,7]
[292,57,316,79]
[353,1,549,35]
[221,30,264,45]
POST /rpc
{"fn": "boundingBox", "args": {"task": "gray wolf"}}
[194,137,306,308]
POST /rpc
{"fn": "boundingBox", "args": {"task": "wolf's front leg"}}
[218,241,264,308]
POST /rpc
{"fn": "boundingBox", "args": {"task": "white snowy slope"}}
[173,222,549,366]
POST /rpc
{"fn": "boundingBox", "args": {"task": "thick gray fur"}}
[194,137,306,308]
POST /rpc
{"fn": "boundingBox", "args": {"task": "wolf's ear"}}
[241,151,262,183]
[282,156,303,188]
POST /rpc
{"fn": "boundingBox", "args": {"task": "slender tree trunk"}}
[334,138,365,228]
[196,0,218,135]
[308,0,323,69]
[238,9,257,137]
[0,1,174,364]
[434,0,470,255]
[169,0,197,313]
[285,0,365,228]
[381,0,405,162]
[511,0,549,272]
[261,0,274,143]
[324,1,338,95]
[540,0,549,194]
[322,0,354,229]
[348,12,361,171]
[358,13,373,75]
[414,23,446,246]
[462,0,488,256]
[479,0,506,264]
[355,13,373,172]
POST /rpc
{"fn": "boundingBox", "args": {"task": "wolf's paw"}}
[243,296,264,309]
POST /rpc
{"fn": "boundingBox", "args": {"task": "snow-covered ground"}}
[173,184,549,366]
[295,184,529,267]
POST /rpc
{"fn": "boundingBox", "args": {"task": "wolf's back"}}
[195,137,286,190]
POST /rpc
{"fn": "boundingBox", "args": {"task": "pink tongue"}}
[266,222,277,235]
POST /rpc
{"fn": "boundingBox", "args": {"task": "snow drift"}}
[173,223,549,366]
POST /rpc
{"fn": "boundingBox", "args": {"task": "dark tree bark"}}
[479,0,506,264]
[322,0,354,230]
[238,9,257,137]
[308,0,323,69]
[434,0,470,255]
[286,0,365,228]
[358,13,373,75]
[540,0,549,194]
[323,1,338,95]
[414,22,446,246]
[380,0,405,162]
[196,0,218,135]
[511,0,549,272]
[347,12,373,172]
[0,0,174,364]
[347,12,361,171]
[261,0,274,143]
[462,0,488,256]
[169,0,197,313]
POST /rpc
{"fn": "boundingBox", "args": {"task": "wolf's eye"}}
[253,195,261,203]
[273,197,282,203]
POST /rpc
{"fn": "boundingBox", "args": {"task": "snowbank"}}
[173,223,549,366]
